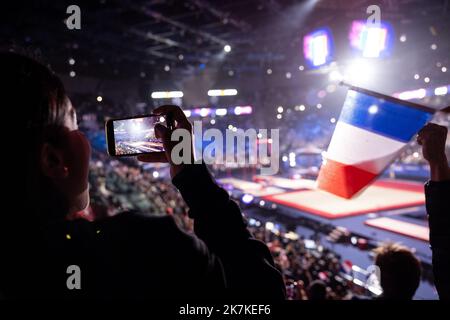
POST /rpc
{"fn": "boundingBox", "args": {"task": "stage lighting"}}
[330,117,336,123]
[96,95,103,102]
[277,106,284,113]
[414,74,420,80]
[266,68,272,75]
[349,21,392,58]
[424,77,430,83]
[399,34,406,42]
[430,43,437,50]
[434,86,448,96]
[199,108,211,117]
[68,58,75,65]
[442,67,447,72]
[151,91,184,99]
[207,89,238,96]
[265,221,274,231]
[277,114,282,119]
[303,28,333,67]
[329,70,343,82]
[69,71,76,77]
[224,44,231,53]
[345,59,374,84]
[210,119,216,125]
[298,65,305,71]
[286,72,292,79]
[164,65,170,72]
[178,54,184,60]
[241,194,254,204]
[215,108,227,116]
[368,104,379,114]
[152,171,159,178]
[316,103,322,109]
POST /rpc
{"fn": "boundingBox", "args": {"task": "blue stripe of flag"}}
[339,90,433,143]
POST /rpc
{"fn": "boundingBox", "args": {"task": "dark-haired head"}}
[1,51,91,223]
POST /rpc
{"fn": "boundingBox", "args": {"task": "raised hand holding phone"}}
[137,105,195,178]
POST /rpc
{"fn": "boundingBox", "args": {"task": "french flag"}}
[317,85,434,199]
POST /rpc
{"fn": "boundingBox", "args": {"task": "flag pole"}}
[339,81,440,114]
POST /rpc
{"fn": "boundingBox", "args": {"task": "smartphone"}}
[105,113,172,156]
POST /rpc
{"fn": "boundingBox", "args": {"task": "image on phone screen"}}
[112,116,165,155]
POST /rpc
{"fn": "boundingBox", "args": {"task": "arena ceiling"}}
[2,0,449,82]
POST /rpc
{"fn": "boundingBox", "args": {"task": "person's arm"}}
[138,105,286,300]
[417,123,450,300]
[172,163,286,299]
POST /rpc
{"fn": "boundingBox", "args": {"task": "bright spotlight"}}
[152,171,159,179]
[68,58,75,65]
[434,86,448,96]
[96,96,103,102]
[277,106,284,113]
[241,194,254,204]
[303,28,333,67]
[396,88,427,100]
[265,222,274,231]
[207,89,238,96]
[69,71,76,77]
[234,106,252,115]
[199,108,211,117]
[224,44,231,53]
[329,70,343,82]
[345,59,373,84]
[151,91,184,99]
[368,104,379,114]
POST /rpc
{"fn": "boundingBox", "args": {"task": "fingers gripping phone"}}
[105,113,173,156]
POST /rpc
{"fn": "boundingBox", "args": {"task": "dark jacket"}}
[0,164,285,300]
[425,179,450,300]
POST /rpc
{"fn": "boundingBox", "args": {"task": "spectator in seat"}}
[0,52,285,300]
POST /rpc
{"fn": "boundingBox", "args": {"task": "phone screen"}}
[110,115,165,156]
